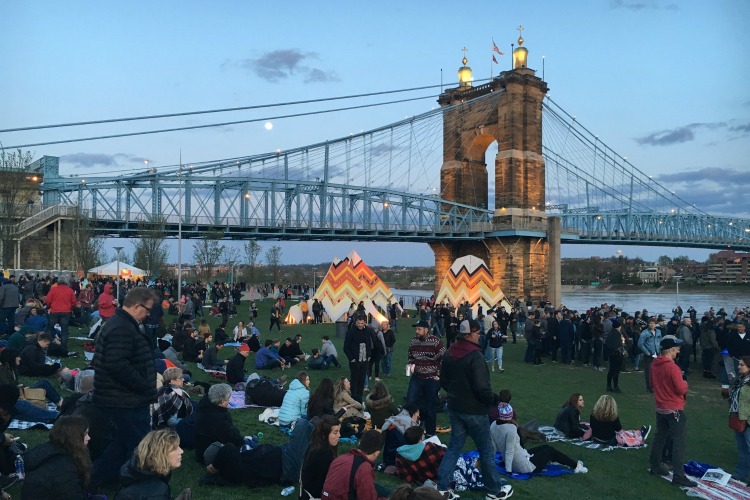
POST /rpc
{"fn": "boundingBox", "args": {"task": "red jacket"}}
[650,355,688,410]
[45,284,77,314]
[322,449,387,500]
[98,284,117,319]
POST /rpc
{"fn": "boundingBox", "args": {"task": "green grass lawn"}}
[7,297,739,499]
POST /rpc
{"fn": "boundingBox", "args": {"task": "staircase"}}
[15,205,79,239]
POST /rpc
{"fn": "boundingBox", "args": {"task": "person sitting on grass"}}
[256,339,286,370]
[395,426,445,484]
[0,348,61,422]
[115,428,190,500]
[18,332,70,379]
[554,393,589,439]
[226,343,252,385]
[322,430,390,500]
[201,337,228,371]
[202,418,313,489]
[307,348,329,370]
[365,380,399,430]
[334,376,365,421]
[278,372,310,427]
[300,415,341,500]
[490,402,588,475]
[379,403,421,472]
[278,337,302,366]
[21,416,92,499]
[194,384,245,463]
[307,378,346,420]
[589,394,650,446]
[151,367,193,430]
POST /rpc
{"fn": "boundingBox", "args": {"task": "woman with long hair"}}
[333,377,364,420]
[307,378,345,420]
[590,394,650,446]
[115,429,190,500]
[554,393,588,439]
[300,415,341,500]
[22,415,92,499]
[365,380,399,429]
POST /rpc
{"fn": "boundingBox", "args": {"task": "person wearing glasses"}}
[90,287,159,490]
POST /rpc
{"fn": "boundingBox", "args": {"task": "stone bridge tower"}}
[430,32,561,305]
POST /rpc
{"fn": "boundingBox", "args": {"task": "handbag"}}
[19,387,47,409]
[729,412,747,432]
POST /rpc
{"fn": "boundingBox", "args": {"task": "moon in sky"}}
[264,122,273,130]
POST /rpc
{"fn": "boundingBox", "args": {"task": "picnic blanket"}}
[196,363,227,380]
[7,403,57,430]
[659,461,750,500]
[493,451,573,480]
[539,425,647,451]
[227,390,274,409]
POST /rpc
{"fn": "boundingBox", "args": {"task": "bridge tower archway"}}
[431,42,560,305]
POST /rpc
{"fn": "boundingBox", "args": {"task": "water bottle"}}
[722,350,737,384]
[257,432,263,440]
[14,454,24,480]
[281,485,295,496]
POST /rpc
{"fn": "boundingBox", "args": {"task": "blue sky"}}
[2,0,748,266]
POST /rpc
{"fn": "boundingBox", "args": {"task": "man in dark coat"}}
[195,383,245,463]
[90,287,158,488]
[343,313,373,403]
[226,344,251,385]
[435,320,513,500]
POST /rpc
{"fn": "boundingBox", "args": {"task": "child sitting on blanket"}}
[589,395,651,446]
[490,403,588,474]
[395,426,445,484]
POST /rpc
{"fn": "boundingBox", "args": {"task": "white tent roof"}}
[88,261,147,277]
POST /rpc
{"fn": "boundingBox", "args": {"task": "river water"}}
[390,287,750,317]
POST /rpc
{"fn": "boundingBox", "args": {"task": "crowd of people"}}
[0,269,747,499]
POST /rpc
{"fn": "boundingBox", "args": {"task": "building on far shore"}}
[706,250,750,283]
[637,266,675,284]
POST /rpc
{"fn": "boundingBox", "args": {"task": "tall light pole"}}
[113,246,124,303]
[177,163,183,302]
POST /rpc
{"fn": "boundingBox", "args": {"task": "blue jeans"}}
[31,379,61,404]
[15,399,58,423]
[322,354,340,368]
[735,427,750,481]
[381,351,393,376]
[486,347,503,368]
[0,307,15,330]
[436,411,505,494]
[406,377,440,435]
[280,418,313,483]
[561,342,573,364]
[91,405,151,488]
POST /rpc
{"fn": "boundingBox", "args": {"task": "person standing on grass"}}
[406,319,444,438]
[90,287,158,489]
[638,319,663,393]
[343,313,373,403]
[648,335,697,488]
[436,319,512,500]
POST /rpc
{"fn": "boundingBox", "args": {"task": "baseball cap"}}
[660,335,684,350]
[459,320,470,334]
[239,344,250,353]
[413,320,429,328]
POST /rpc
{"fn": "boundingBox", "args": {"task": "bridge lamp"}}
[383,201,390,208]
[596,215,602,220]
[244,193,251,199]
[745,228,750,233]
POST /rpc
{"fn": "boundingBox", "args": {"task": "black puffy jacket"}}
[114,455,171,500]
[194,395,244,463]
[440,338,495,414]
[21,442,86,500]
[92,308,156,408]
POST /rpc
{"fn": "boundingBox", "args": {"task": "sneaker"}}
[67,351,79,358]
[649,463,670,476]
[574,461,588,473]
[641,425,652,441]
[672,475,697,488]
[439,489,460,500]
[486,484,514,499]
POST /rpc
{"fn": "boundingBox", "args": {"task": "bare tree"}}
[223,246,241,283]
[193,234,225,281]
[62,208,105,273]
[244,240,262,282]
[265,245,282,283]
[0,148,36,266]
[132,216,169,277]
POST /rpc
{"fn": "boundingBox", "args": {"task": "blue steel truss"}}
[35,85,750,251]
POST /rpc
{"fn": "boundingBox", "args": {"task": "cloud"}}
[654,167,750,216]
[610,0,678,10]
[60,152,151,170]
[235,49,340,84]
[730,123,750,133]
[635,122,729,146]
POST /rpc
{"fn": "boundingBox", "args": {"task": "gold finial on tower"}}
[517,25,524,46]
[458,46,472,88]
[513,26,528,69]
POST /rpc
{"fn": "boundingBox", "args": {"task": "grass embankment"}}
[8,298,738,499]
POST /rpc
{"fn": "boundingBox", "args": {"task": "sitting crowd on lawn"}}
[0,273,747,499]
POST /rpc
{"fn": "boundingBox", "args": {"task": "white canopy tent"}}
[88,261,147,278]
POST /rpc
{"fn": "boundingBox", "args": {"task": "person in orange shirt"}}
[300,300,310,324]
